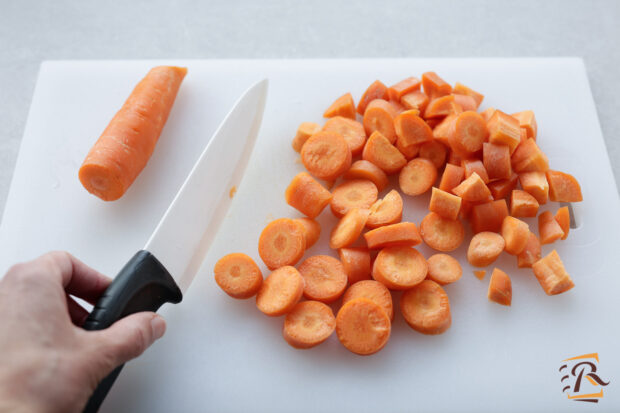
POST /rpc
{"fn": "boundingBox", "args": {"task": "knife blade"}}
[81,78,268,412]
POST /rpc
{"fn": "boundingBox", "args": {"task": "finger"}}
[66,294,90,326]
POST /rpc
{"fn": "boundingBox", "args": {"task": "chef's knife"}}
[82,78,268,413]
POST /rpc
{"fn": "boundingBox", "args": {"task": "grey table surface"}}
[1,0,619,219]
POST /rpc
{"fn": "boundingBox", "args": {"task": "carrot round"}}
[372,246,428,290]
[538,211,564,245]
[339,247,371,284]
[488,268,512,306]
[364,222,422,249]
[298,255,348,303]
[439,163,464,193]
[344,160,389,192]
[367,189,403,229]
[214,253,263,299]
[555,206,570,240]
[285,172,333,218]
[357,80,389,115]
[510,189,539,218]
[291,122,321,152]
[323,116,366,156]
[394,110,433,149]
[427,253,462,285]
[301,131,352,181]
[400,280,451,335]
[342,280,393,321]
[420,212,465,252]
[295,217,321,249]
[336,298,391,355]
[363,99,398,143]
[449,111,488,155]
[399,158,438,196]
[79,66,187,201]
[532,250,574,296]
[429,187,462,220]
[467,231,505,267]
[283,301,336,349]
[362,131,407,174]
[330,179,378,218]
[419,140,448,169]
[256,266,305,316]
[501,216,529,255]
[330,208,369,249]
[258,218,306,270]
[323,93,356,120]
[517,231,541,268]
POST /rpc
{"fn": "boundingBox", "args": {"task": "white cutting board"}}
[1,59,619,412]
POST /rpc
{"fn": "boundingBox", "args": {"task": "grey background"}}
[1,0,618,216]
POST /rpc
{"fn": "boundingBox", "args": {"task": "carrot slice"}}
[285,172,333,218]
[555,206,570,240]
[510,189,539,217]
[511,110,537,140]
[429,187,462,220]
[394,110,433,149]
[422,72,453,99]
[330,208,370,249]
[294,217,321,249]
[519,171,549,205]
[517,231,541,268]
[432,113,458,146]
[342,280,393,321]
[532,250,574,295]
[372,246,428,290]
[256,266,305,316]
[283,301,336,349]
[439,163,465,193]
[322,116,366,156]
[419,140,448,169]
[362,131,407,174]
[364,222,422,249]
[336,298,391,355]
[388,77,422,101]
[396,139,420,160]
[427,253,462,285]
[488,174,519,200]
[462,159,490,184]
[424,95,458,119]
[400,90,429,113]
[399,158,438,196]
[483,142,512,180]
[546,170,583,202]
[323,93,356,120]
[480,107,496,123]
[79,66,187,201]
[487,110,521,154]
[400,280,451,335]
[488,268,512,306]
[538,211,564,245]
[301,131,352,181]
[420,212,465,252]
[363,99,398,143]
[214,253,263,299]
[467,232,505,267]
[511,138,549,173]
[298,255,348,303]
[339,247,371,284]
[344,160,389,192]
[449,111,488,155]
[357,80,389,115]
[473,270,486,280]
[292,122,321,152]
[452,172,491,202]
[367,189,403,229]
[258,218,306,270]
[453,82,484,107]
[330,179,378,217]
[501,216,529,255]
[470,199,508,233]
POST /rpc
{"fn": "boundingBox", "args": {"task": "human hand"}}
[0,252,166,413]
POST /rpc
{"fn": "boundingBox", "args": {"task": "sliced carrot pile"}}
[283,301,336,349]
[258,218,306,270]
[343,279,394,321]
[339,247,371,284]
[372,246,428,290]
[256,266,304,316]
[467,232,505,267]
[517,231,541,268]
[214,253,263,299]
[427,254,462,285]
[362,131,407,174]
[488,268,512,306]
[429,187,462,220]
[400,280,451,335]
[364,222,422,249]
[367,189,403,229]
[336,298,391,355]
[330,179,378,217]
[538,210,564,245]
[510,189,539,217]
[363,99,398,143]
[295,217,321,249]
[329,208,369,249]
[555,206,570,240]
[532,250,574,295]
[323,116,367,156]
[292,122,321,152]
[344,160,389,191]
[324,93,356,119]
[298,255,348,303]
[285,172,333,218]
[399,158,437,196]
[420,212,465,252]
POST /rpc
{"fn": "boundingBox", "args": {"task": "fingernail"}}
[151,315,166,340]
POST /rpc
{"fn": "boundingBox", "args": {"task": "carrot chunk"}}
[367,190,403,229]
[420,212,465,252]
[256,266,304,316]
[449,111,488,155]
[343,280,393,321]
[419,140,448,169]
[453,94,477,112]
[357,80,389,115]
[473,270,486,280]
[429,187,462,220]
[292,122,321,152]
[432,113,458,146]
[372,246,428,290]
[301,131,352,181]
[400,280,451,335]
[283,301,336,349]
[546,170,583,202]
[364,222,422,249]
[488,174,519,200]
[467,232,505,267]
[555,206,570,240]
[396,139,420,160]
[214,253,263,299]
[488,268,512,306]
[339,247,371,284]
[400,90,429,113]
[330,179,378,217]
[344,160,389,192]
[258,218,306,270]
[388,77,422,101]
[336,298,391,355]
[447,149,464,166]
[298,255,348,303]
[519,171,549,205]
[487,110,521,154]
[511,110,537,140]
[362,131,407,174]
[427,253,462,285]
[363,99,398,143]
[330,208,370,249]
[398,158,438,196]
[511,138,549,173]
[323,92,356,120]
[462,159,490,184]
[517,231,541,268]
[452,172,491,202]
[424,95,458,119]
[483,142,512,180]
[501,216,529,255]
[453,82,484,107]
[510,189,539,217]
[285,172,333,218]
[532,250,574,295]
[538,211,564,245]
[480,107,496,123]
[322,116,366,156]
[439,163,465,193]
[422,72,453,99]
[470,199,509,233]
[394,111,433,149]
[294,217,321,249]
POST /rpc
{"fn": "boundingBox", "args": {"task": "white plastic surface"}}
[0,59,618,412]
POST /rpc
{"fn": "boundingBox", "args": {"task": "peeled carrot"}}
[453,94,477,112]
[394,110,433,149]
[330,208,370,249]
[462,159,490,184]
[419,140,448,169]
[452,172,491,202]
[388,99,407,115]
[420,212,465,252]
[453,82,484,107]
[427,253,462,285]
[322,116,366,156]
[372,246,428,290]
[424,95,458,119]
[357,80,389,115]
[432,113,458,146]
[400,280,451,335]
[292,122,321,152]
[488,174,518,200]
[396,139,420,160]
[487,110,521,154]
[532,250,574,295]
[285,172,333,218]
[295,217,321,249]
[399,158,438,196]
[344,160,389,192]
[298,255,348,303]
[510,189,539,217]
[422,72,452,99]
[439,163,465,193]
[517,231,541,268]
[362,131,407,174]
[447,149,463,166]
[480,107,496,123]
[336,298,391,355]
[342,280,393,321]
[400,90,429,113]
[501,216,529,255]
[301,131,352,181]
[470,199,508,233]
[364,222,422,249]
[519,171,549,205]
[214,253,263,299]
[449,111,488,155]
[323,93,356,119]
[488,268,512,306]
[79,66,187,201]
[538,211,564,245]
[367,189,403,229]
[388,77,422,101]
[467,232,505,267]
[546,170,583,202]
[429,187,462,220]
[339,248,371,284]
[555,206,570,240]
[256,266,304,316]
[511,138,549,173]
[283,301,336,349]
[363,99,398,143]
[258,218,306,270]
[473,270,486,280]
[483,142,512,180]
[330,179,378,217]
[511,110,537,140]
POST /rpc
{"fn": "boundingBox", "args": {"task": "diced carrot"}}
[510,189,539,217]
[79,66,187,201]
[488,268,512,306]
[367,189,403,229]
[420,211,465,252]
[511,110,537,140]
[388,77,422,101]
[363,99,398,143]
[483,142,512,180]
[362,131,407,174]
[330,179,378,218]
[538,211,564,245]
[330,208,370,249]
[400,280,451,335]
[295,217,321,249]
[429,187,462,220]
[449,111,489,155]
[258,218,306,270]
[336,298,391,355]
[292,122,321,152]
[301,131,352,181]
[432,113,458,146]
[453,94,478,112]
[424,95,457,118]
[439,163,465,193]
[462,159,490,184]
[364,222,422,249]
[517,231,541,268]
[555,206,570,240]
[322,116,366,156]
[214,253,263,299]
[256,266,304,316]
[470,199,508,233]
[487,110,521,154]
[452,172,491,202]
[511,138,549,173]
[546,170,583,202]
[501,216,529,255]
[473,270,486,280]
[519,171,549,204]
[357,80,389,115]
[394,110,433,149]
[285,172,333,218]
[398,158,438,196]
[339,247,371,284]
[396,139,420,159]
[342,280,393,321]
[453,82,484,107]
[372,246,428,290]
[400,90,429,113]
[422,72,453,99]
[467,232,505,267]
[283,301,336,349]
[323,92,356,120]
[388,99,407,115]
[447,149,464,166]
[419,140,448,169]
[488,174,519,200]
[427,253,462,285]
[480,107,496,123]
[298,255,348,303]
[519,128,527,144]
[344,160,389,192]
[532,250,574,295]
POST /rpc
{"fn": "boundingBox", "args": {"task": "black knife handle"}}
[82,250,183,413]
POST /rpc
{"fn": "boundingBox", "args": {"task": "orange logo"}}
[560,353,610,403]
